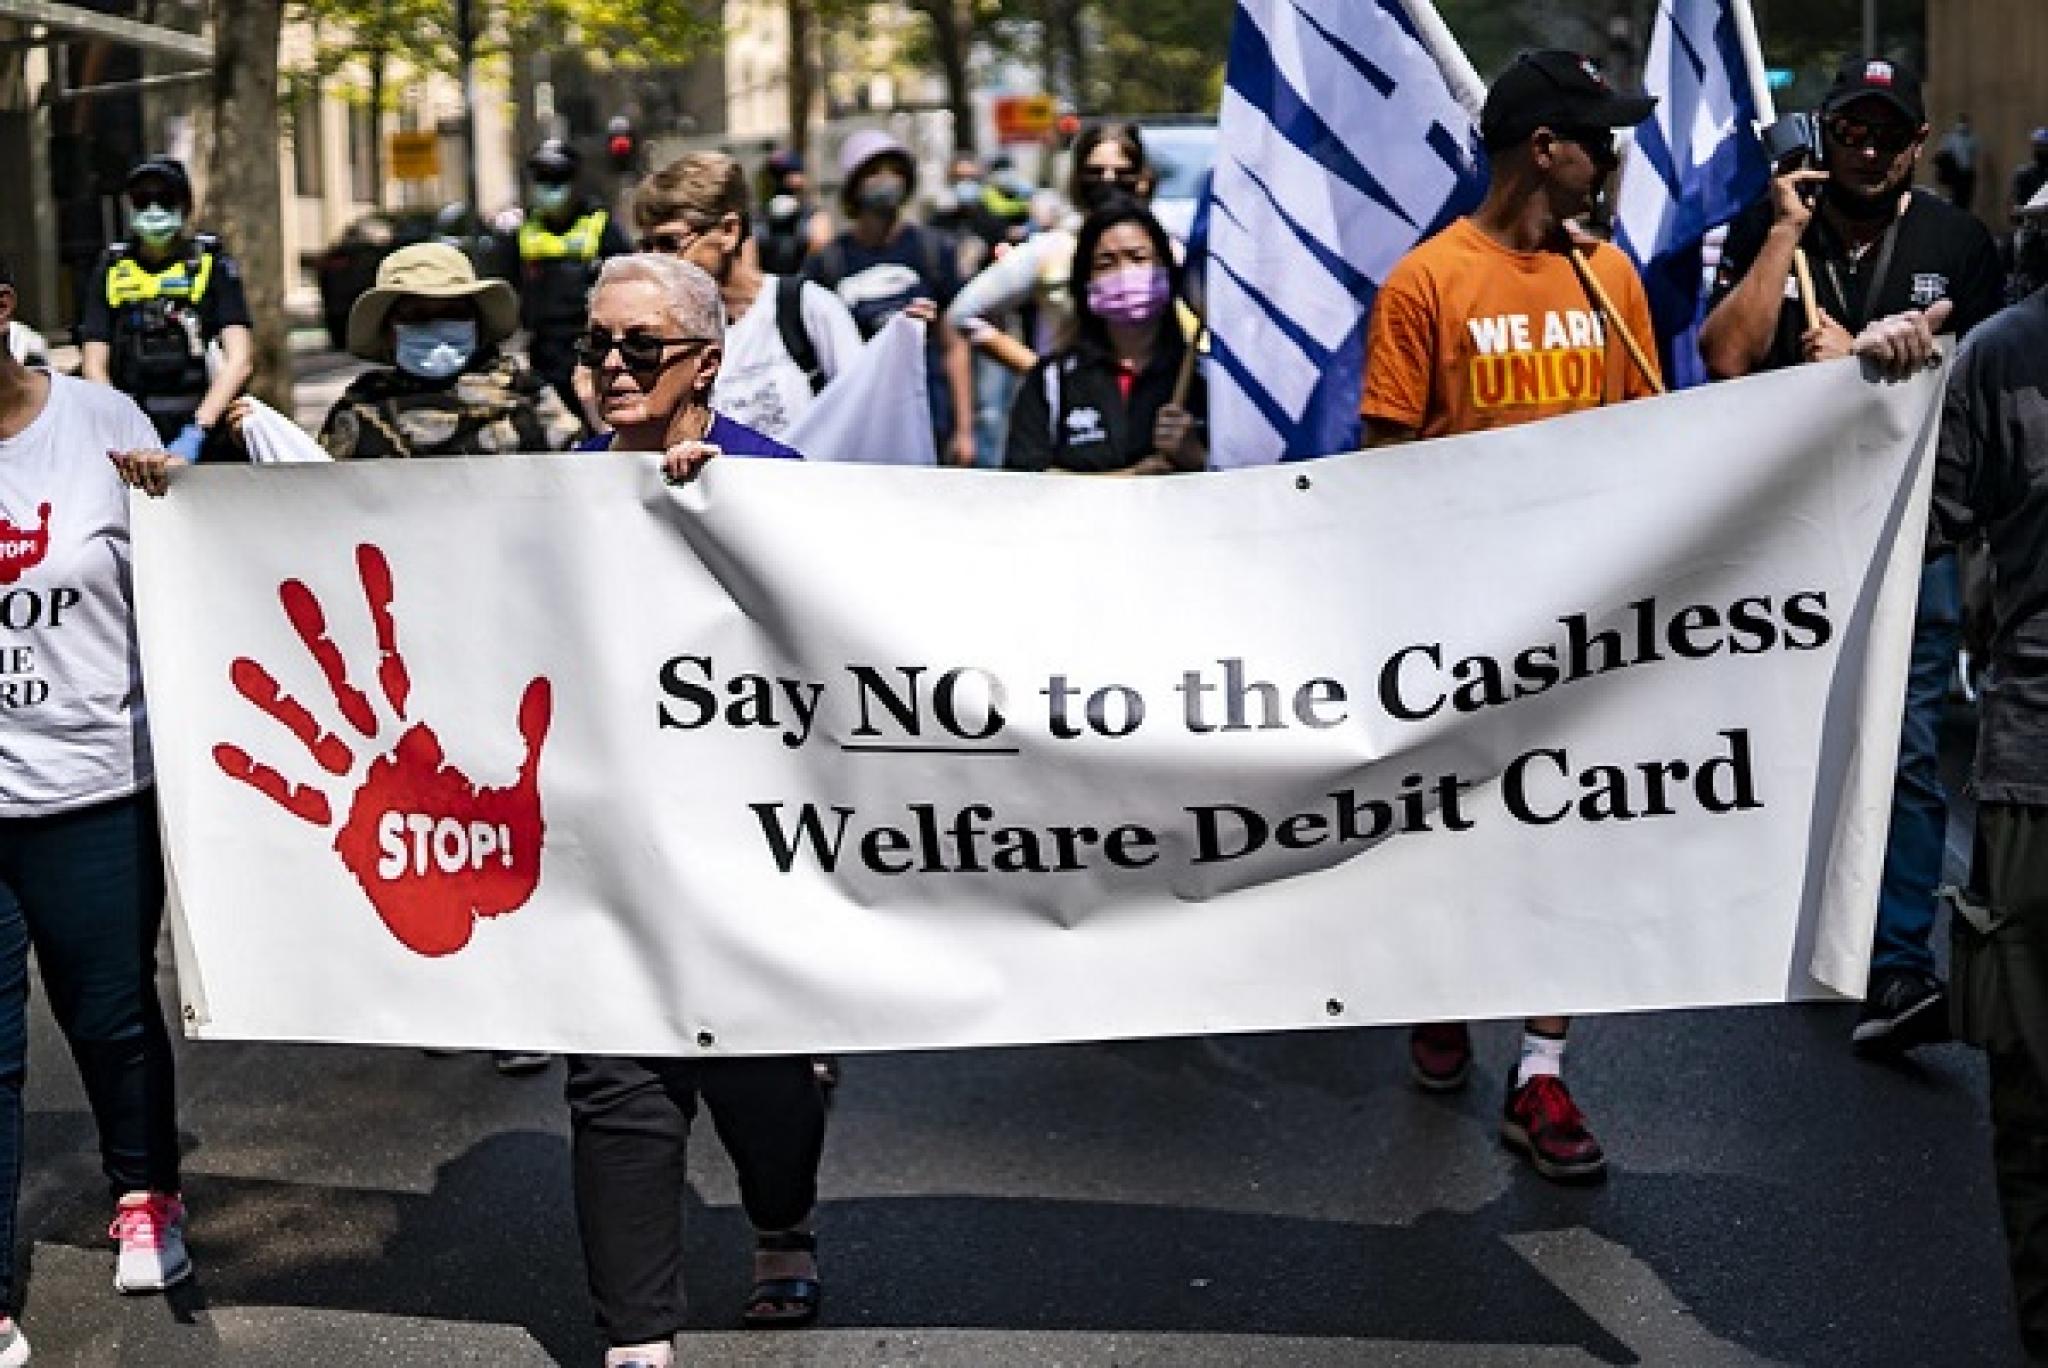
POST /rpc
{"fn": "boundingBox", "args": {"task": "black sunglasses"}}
[1825,115,1915,155]
[1552,125,1618,161]
[574,328,710,372]
[1080,165,1143,186]
[129,190,182,212]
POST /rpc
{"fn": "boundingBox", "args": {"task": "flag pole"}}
[1728,0,1822,333]
[1395,0,1486,120]
[1568,245,1667,396]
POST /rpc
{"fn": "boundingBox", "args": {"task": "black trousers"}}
[1962,803,2048,1362]
[564,1053,825,1346]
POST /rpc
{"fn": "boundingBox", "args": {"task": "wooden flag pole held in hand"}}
[1791,247,1823,333]
[1172,323,1207,409]
[1567,246,1667,398]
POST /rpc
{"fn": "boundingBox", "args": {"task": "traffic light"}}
[606,116,638,174]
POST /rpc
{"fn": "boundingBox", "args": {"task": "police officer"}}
[511,139,631,430]
[79,157,252,462]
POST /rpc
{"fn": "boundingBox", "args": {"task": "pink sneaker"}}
[110,1192,190,1294]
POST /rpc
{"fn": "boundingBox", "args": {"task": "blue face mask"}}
[393,319,478,379]
[532,183,574,216]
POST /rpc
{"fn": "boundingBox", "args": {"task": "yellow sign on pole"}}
[389,131,441,181]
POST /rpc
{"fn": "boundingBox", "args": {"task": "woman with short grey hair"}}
[574,254,800,477]
[565,253,820,1367]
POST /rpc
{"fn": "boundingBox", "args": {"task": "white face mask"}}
[131,206,184,248]
[393,319,478,379]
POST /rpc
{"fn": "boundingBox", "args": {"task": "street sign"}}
[993,94,1056,146]
[389,131,441,181]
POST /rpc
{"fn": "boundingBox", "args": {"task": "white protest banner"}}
[132,357,1940,1056]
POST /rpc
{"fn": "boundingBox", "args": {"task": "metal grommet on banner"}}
[696,1031,716,1049]
[1295,475,1312,492]
[1325,998,1344,1017]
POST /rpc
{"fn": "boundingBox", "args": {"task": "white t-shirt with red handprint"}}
[0,372,159,816]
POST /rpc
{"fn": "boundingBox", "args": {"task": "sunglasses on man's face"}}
[574,328,709,372]
[1826,115,1916,155]
[129,191,181,212]
[1552,126,1618,162]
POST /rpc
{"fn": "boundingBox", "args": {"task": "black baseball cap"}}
[528,139,580,184]
[1480,50,1656,153]
[1821,55,1925,125]
[123,156,192,205]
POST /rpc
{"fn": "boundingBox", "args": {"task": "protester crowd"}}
[0,32,2042,1368]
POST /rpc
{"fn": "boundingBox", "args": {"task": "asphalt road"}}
[12,354,2021,1365]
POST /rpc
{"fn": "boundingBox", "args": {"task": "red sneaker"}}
[1408,1022,1473,1092]
[1502,1074,1607,1182]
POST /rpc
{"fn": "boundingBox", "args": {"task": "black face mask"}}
[1078,179,1144,217]
[1823,176,1901,223]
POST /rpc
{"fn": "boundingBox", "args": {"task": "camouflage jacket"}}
[318,352,569,459]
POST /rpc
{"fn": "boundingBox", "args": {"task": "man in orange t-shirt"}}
[1364,51,1662,443]
[1362,49,1661,1185]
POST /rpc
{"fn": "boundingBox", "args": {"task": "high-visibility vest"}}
[518,210,609,264]
[104,241,218,405]
[105,245,215,307]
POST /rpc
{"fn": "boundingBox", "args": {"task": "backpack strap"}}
[776,276,827,395]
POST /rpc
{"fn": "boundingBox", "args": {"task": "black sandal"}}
[742,1229,820,1329]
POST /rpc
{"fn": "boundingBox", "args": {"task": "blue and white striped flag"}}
[1613,0,1769,388]
[1194,0,1485,467]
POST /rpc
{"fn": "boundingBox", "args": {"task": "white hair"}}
[591,252,726,338]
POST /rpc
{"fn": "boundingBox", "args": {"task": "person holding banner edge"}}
[568,253,823,1365]
[0,254,195,1367]
[1361,48,1665,1182]
[1698,55,2001,1057]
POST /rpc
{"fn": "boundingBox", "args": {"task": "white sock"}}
[1516,1030,1567,1086]
[605,1345,673,1368]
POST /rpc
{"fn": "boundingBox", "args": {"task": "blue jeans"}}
[0,789,182,1312]
[1872,555,1962,977]
[972,351,1017,469]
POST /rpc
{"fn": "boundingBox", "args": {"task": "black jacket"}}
[1004,329,1205,473]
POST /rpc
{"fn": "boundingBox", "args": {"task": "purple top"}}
[576,412,803,460]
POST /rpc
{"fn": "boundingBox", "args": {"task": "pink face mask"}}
[1087,264,1170,326]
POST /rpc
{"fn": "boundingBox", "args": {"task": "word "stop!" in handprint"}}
[215,544,553,957]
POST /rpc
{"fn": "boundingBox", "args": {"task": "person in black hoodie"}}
[1003,201,1204,475]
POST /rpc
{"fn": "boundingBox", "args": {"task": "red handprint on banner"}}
[0,503,52,584]
[215,544,553,957]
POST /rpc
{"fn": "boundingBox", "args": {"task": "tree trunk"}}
[1056,0,1089,112]
[916,0,976,154]
[209,0,292,411]
[786,0,814,169]
[369,48,387,210]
